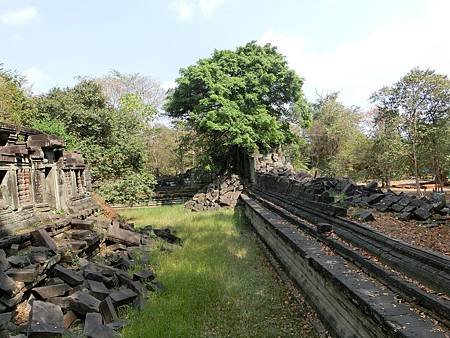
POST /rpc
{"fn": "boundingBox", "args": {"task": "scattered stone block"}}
[33,283,71,300]
[8,244,19,256]
[99,297,118,324]
[30,247,49,264]
[0,270,18,295]
[63,310,78,329]
[71,219,94,230]
[7,255,30,268]
[414,207,432,221]
[46,296,71,309]
[7,266,37,283]
[86,280,110,300]
[84,312,103,336]
[398,212,413,221]
[69,229,91,240]
[53,265,84,286]
[133,269,154,282]
[69,291,101,315]
[27,300,64,337]
[354,210,375,222]
[31,229,57,253]
[0,250,9,271]
[0,312,11,330]
[316,223,332,234]
[109,288,137,307]
[153,228,182,245]
[107,225,141,246]
[68,240,88,251]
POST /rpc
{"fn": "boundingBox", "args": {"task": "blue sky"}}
[1,0,449,109]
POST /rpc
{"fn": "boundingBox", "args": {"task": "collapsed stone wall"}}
[0,123,94,235]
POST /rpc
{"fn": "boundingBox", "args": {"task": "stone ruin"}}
[0,123,181,337]
[0,122,93,234]
[253,152,449,224]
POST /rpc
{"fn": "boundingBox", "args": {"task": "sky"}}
[1,0,449,109]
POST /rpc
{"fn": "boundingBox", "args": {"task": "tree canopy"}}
[165,41,311,171]
[371,68,450,192]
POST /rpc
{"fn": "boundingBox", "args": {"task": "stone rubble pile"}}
[263,173,449,223]
[0,214,181,337]
[254,153,448,223]
[185,174,243,211]
[254,153,312,182]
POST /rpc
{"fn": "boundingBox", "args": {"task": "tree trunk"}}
[412,142,421,196]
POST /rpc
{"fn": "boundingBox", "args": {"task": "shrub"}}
[97,172,156,205]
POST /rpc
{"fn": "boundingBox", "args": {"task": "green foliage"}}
[165,41,311,170]
[371,68,450,190]
[0,64,33,124]
[30,118,78,150]
[307,93,367,178]
[97,172,156,205]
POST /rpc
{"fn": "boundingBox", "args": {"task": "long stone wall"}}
[0,123,94,235]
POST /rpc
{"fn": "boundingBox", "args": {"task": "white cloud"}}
[198,0,224,17]
[172,0,194,21]
[171,0,223,21]
[23,68,47,94]
[1,6,37,25]
[259,0,450,109]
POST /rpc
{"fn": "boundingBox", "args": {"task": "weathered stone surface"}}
[30,247,49,264]
[84,312,103,336]
[68,240,87,251]
[27,300,64,337]
[31,229,57,253]
[109,288,137,307]
[33,283,71,300]
[107,225,141,246]
[153,228,181,245]
[7,266,37,282]
[63,310,77,329]
[69,229,91,240]
[86,280,110,300]
[0,270,17,295]
[414,207,432,221]
[7,255,30,268]
[71,219,94,230]
[133,269,154,282]
[0,313,11,330]
[53,265,84,286]
[0,250,9,271]
[99,297,118,324]
[69,291,100,315]
[46,296,71,309]
[354,210,375,222]
[316,223,332,234]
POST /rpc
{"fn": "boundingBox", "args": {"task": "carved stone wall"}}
[0,123,93,234]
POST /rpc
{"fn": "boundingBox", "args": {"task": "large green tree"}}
[371,68,450,193]
[165,42,311,172]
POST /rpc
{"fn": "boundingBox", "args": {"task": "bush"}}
[97,172,156,205]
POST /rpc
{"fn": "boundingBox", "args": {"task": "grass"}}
[118,205,317,338]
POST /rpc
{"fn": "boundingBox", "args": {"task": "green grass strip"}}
[119,205,317,338]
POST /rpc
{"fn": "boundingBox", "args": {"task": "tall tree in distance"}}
[89,70,166,112]
[165,42,311,173]
[371,68,450,193]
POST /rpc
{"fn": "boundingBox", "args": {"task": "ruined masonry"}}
[0,123,92,234]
